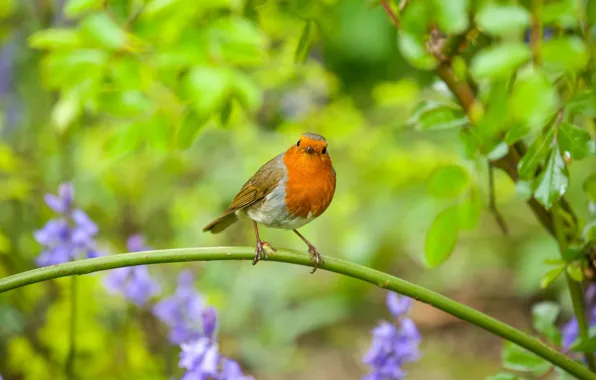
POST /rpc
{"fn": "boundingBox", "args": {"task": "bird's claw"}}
[308,246,324,274]
[253,240,277,266]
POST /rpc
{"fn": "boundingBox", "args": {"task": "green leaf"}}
[398,33,438,71]
[65,0,102,17]
[566,91,596,118]
[401,0,434,35]
[518,129,555,180]
[502,341,552,375]
[209,18,266,66]
[427,165,470,198]
[540,265,565,288]
[219,99,233,126]
[230,71,262,113]
[0,0,15,19]
[295,20,316,63]
[145,116,171,151]
[531,301,562,345]
[583,220,596,242]
[470,43,531,80]
[544,259,566,266]
[589,0,596,26]
[0,230,11,252]
[80,13,129,50]
[533,149,569,209]
[433,0,468,34]
[562,247,584,262]
[515,180,533,201]
[532,301,560,331]
[41,49,108,90]
[29,28,82,49]
[571,336,596,353]
[176,110,207,150]
[183,66,230,119]
[558,123,595,160]
[457,188,482,230]
[584,174,596,202]
[476,4,531,36]
[51,89,82,133]
[409,102,468,130]
[509,69,557,134]
[144,0,183,17]
[566,263,584,281]
[485,373,524,380]
[487,142,509,160]
[104,123,142,158]
[542,0,577,27]
[542,37,589,72]
[100,91,153,117]
[424,206,460,267]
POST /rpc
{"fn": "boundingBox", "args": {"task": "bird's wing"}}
[225,153,285,213]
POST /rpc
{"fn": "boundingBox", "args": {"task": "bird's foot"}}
[307,245,325,274]
[253,240,277,265]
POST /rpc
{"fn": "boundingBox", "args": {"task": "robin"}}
[203,133,336,273]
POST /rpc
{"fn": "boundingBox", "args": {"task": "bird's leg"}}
[253,221,276,265]
[293,229,324,274]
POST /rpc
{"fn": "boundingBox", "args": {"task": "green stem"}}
[0,247,594,379]
[553,203,596,371]
[65,276,77,380]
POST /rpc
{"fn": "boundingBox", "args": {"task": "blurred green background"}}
[0,0,594,379]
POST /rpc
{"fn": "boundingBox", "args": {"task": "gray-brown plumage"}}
[202,154,284,233]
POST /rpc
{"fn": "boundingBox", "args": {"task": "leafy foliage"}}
[1,0,596,378]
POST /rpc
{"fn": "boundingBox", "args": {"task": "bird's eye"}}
[322,146,327,154]
[297,140,300,147]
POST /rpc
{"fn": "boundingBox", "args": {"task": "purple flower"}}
[179,337,220,380]
[221,359,254,380]
[103,265,160,307]
[153,270,205,344]
[34,183,101,266]
[178,307,253,380]
[43,183,74,213]
[386,292,411,318]
[127,234,147,252]
[362,292,421,380]
[202,307,218,338]
[102,234,159,307]
[562,284,596,350]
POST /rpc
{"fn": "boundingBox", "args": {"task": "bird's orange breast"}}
[283,147,336,219]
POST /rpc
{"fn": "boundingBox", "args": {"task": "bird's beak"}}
[304,146,314,154]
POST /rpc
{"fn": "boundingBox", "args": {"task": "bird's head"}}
[291,133,329,157]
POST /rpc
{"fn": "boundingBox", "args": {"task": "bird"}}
[203,133,336,273]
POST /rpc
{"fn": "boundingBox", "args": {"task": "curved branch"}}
[0,247,593,379]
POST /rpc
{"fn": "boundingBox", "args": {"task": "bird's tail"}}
[203,212,239,234]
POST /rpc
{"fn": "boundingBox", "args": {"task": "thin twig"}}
[488,161,509,235]
[381,0,399,27]
[553,204,596,371]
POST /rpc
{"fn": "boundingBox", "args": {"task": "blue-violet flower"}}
[562,284,596,349]
[153,270,205,344]
[34,183,100,266]
[362,292,421,380]
[102,234,160,307]
[179,307,253,380]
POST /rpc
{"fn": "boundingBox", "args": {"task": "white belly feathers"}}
[237,178,315,230]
